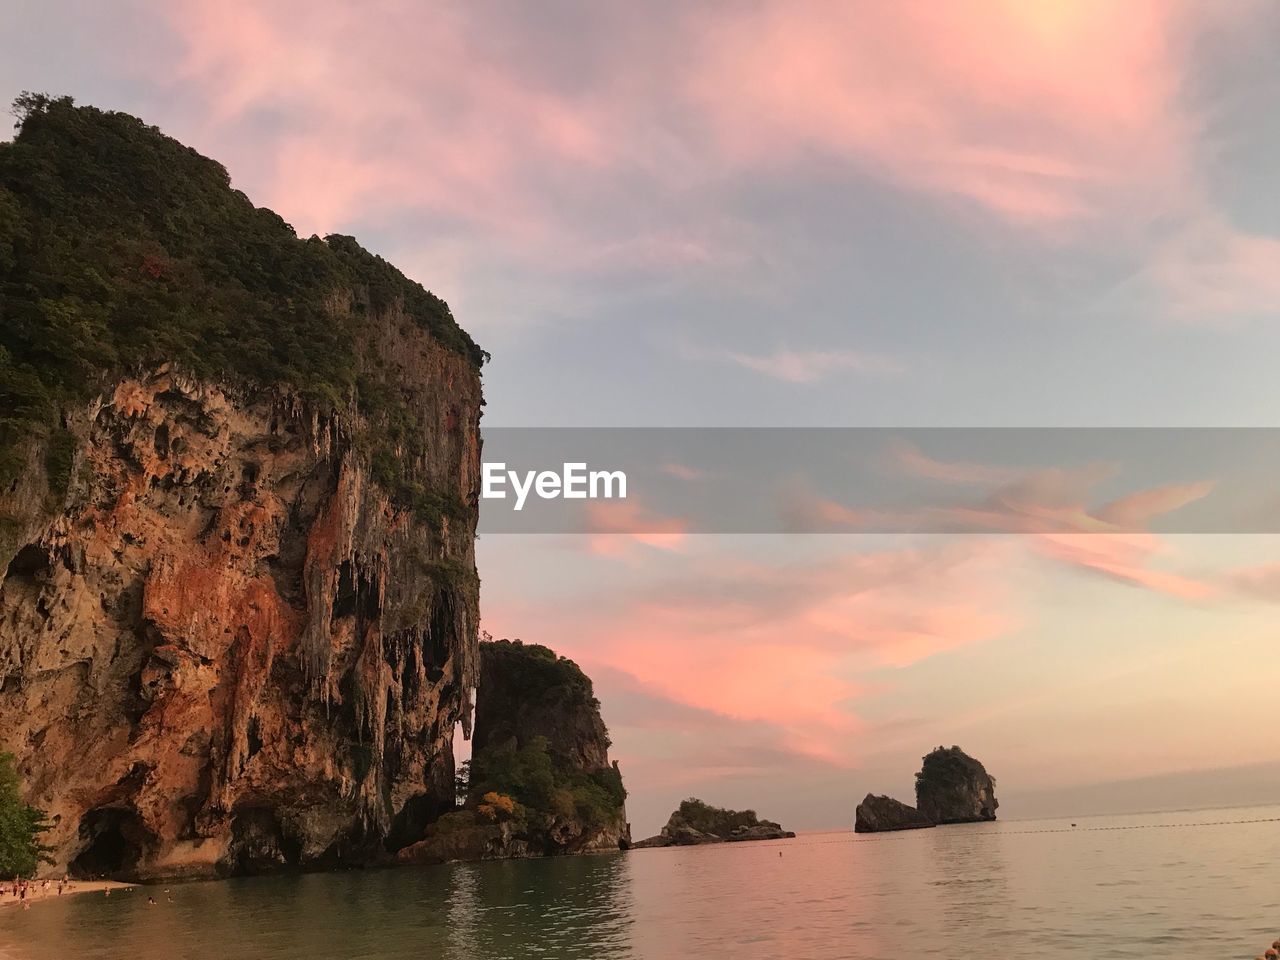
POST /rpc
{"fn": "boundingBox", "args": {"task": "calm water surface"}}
[3,806,1278,960]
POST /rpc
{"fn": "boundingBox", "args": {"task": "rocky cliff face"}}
[0,346,482,880]
[853,794,934,833]
[0,99,486,880]
[915,746,999,825]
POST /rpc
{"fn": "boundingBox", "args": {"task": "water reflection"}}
[2,853,637,960]
[2,808,1278,960]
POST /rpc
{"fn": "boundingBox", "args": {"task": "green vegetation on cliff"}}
[465,639,626,846]
[0,93,485,502]
[468,734,626,836]
[0,753,51,878]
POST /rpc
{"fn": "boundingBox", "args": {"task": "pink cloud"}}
[1034,533,1216,600]
[486,539,1018,767]
[583,499,688,555]
[165,1,609,239]
[687,0,1196,229]
[724,347,901,383]
[158,0,1275,326]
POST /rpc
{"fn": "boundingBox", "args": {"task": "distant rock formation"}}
[853,746,999,833]
[915,746,999,824]
[397,639,629,865]
[854,794,934,833]
[632,797,795,848]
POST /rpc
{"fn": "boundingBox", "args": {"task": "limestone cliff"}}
[398,639,628,864]
[915,746,999,825]
[0,99,485,879]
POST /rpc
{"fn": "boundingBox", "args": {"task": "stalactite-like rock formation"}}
[0,98,486,880]
[0,354,481,880]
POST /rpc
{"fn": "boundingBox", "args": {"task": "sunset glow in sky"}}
[8,0,1280,833]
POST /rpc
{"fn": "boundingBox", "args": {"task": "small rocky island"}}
[855,746,998,833]
[916,745,999,824]
[632,798,795,848]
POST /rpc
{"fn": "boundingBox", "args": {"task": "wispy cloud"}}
[582,499,688,555]
[783,445,1220,599]
[1121,216,1280,322]
[659,462,711,482]
[724,347,901,383]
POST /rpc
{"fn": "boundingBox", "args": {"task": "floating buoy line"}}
[842,814,1280,844]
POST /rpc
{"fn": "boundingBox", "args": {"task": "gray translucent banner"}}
[475,428,1280,534]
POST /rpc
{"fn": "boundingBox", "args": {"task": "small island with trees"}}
[632,798,795,847]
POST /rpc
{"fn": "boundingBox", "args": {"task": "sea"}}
[2,805,1277,960]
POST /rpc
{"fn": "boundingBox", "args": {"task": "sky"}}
[5,0,1280,836]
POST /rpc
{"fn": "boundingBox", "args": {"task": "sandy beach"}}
[0,880,132,910]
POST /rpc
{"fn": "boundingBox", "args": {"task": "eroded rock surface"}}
[0,347,482,880]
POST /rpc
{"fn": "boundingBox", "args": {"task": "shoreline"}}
[0,879,132,911]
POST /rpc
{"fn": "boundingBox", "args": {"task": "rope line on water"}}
[758,815,1280,847]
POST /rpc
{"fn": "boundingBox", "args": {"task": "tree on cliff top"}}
[0,753,52,878]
